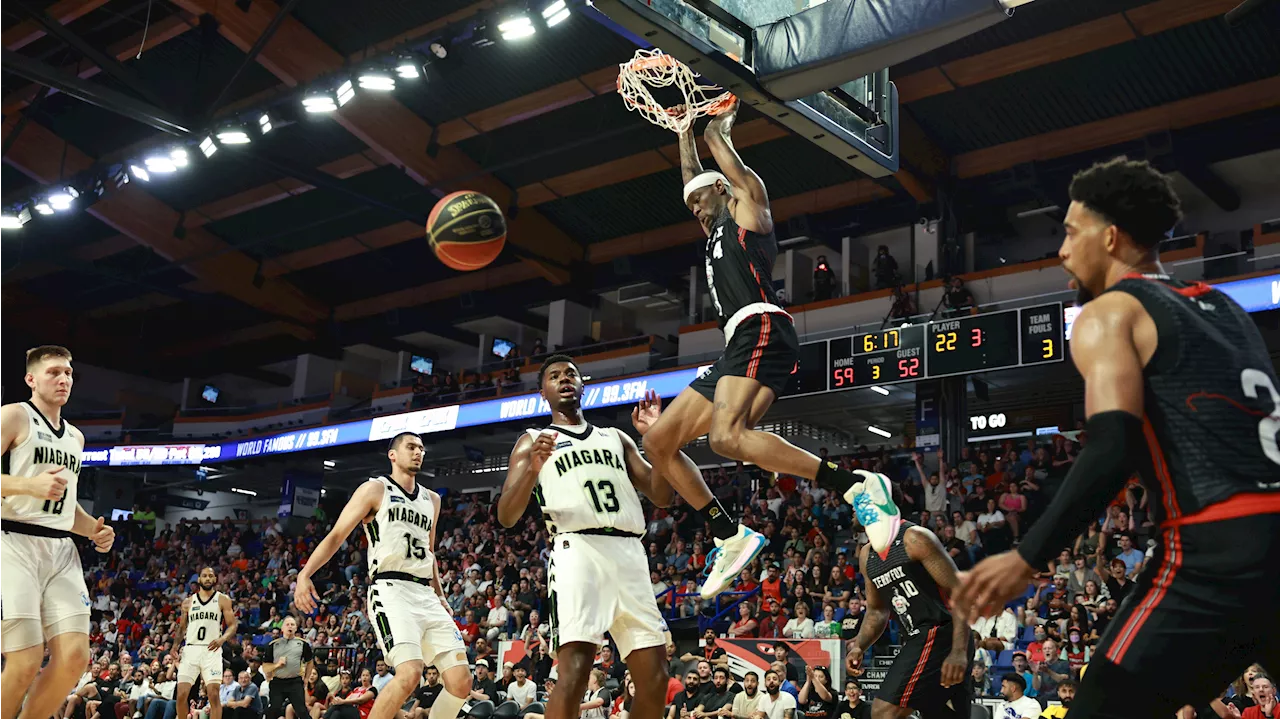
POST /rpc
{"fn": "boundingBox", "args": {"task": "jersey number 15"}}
[584,480,620,513]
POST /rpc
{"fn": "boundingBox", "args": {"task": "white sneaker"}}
[843,470,902,555]
[700,524,767,600]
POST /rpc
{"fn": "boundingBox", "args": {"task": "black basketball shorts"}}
[877,625,972,716]
[1067,509,1280,719]
[689,311,799,401]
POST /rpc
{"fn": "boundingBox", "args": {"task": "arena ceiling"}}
[2,0,1278,383]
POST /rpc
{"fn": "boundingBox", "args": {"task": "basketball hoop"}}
[616,49,736,134]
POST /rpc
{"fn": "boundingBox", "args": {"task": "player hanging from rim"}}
[2,345,115,719]
[294,432,472,719]
[640,99,874,598]
[498,355,675,719]
[172,567,239,719]
[953,157,1280,718]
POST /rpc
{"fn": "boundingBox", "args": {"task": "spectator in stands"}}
[782,602,815,639]
[370,661,392,692]
[728,603,758,638]
[813,256,837,301]
[407,667,441,719]
[995,673,1041,719]
[940,524,971,571]
[733,672,762,719]
[754,669,798,719]
[798,665,835,719]
[1113,533,1145,577]
[698,667,738,718]
[998,482,1028,542]
[531,338,546,357]
[469,661,499,702]
[669,670,703,719]
[974,605,1018,652]
[224,671,262,719]
[507,665,537,708]
[1097,557,1134,604]
[978,499,1012,554]
[814,605,840,639]
[834,679,869,719]
[888,285,916,320]
[943,276,976,317]
[1040,679,1076,719]
[872,245,899,289]
[1242,675,1277,719]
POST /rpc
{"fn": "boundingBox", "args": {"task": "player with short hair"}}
[498,354,675,719]
[640,101,870,599]
[173,567,239,719]
[955,157,1280,718]
[295,433,472,719]
[2,345,115,719]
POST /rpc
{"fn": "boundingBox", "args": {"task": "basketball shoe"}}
[844,470,902,555]
[701,524,768,600]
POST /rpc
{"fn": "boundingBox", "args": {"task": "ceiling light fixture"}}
[216,127,252,144]
[170,148,189,167]
[869,385,890,396]
[336,79,355,106]
[542,0,570,26]
[0,208,31,229]
[144,155,178,173]
[34,202,53,215]
[323,460,335,468]
[429,40,449,59]
[357,72,396,91]
[867,425,892,438]
[199,136,218,158]
[230,487,258,496]
[498,15,535,40]
[130,164,151,182]
[396,55,421,78]
[303,92,337,113]
[47,187,79,211]
[259,113,273,134]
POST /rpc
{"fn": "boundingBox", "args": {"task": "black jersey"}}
[704,208,780,328]
[1104,274,1280,522]
[864,522,951,639]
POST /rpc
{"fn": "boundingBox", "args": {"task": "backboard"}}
[590,0,900,177]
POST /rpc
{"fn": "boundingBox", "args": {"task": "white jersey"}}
[363,477,436,580]
[525,423,645,536]
[1,402,82,531]
[185,591,225,645]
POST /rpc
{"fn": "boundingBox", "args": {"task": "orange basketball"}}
[427,190,507,271]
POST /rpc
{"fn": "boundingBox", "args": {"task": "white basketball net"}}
[616,49,736,134]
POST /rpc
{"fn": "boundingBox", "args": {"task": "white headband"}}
[683,171,731,204]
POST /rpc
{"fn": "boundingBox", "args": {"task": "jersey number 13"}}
[583,480,620,513]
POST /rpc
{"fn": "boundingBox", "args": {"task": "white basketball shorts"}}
[547,533,666,659]
[178,645,223,685]
[1,530,90,650]
[367,577,467,670]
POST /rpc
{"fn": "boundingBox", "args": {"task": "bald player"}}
[173,567,238,719]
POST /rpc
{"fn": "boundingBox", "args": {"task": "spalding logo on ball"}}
[427,190,508,271]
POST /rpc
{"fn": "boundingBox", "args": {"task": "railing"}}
[655,585,760,633]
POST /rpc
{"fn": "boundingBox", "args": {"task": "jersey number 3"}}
[583,480,620,513]
[1242,369,1280,469]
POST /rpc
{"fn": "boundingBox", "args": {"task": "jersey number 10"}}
[584,480,620,513]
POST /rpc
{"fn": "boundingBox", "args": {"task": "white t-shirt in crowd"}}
[507,680,537,707]
[756,690,798,719]
[977,510,1006,529]
[994,695,1042,719]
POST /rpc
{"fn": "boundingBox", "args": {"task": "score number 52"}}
[831,358,921,387]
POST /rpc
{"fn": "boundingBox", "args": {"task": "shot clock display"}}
[784,303,1066,398]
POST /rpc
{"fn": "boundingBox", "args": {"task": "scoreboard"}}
[784,303,1066,397]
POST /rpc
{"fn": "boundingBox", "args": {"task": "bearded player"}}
[640,100,869,599]
[2,346,115,719]
[173,567,239,719]
[954,157,1280,718]
[499,355,677,719]
[295,433,472,719]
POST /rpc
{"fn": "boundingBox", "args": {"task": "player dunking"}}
[498,355,676,719]
[295,433,473,719]
[173,567,239,719]
[1,346,115,719]
[954,157,1280,718]
[845,476,972,718]
[641,100,870,598]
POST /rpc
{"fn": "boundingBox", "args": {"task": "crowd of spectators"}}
[62,428,1269,719]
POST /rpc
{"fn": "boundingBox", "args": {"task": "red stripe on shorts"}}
[900,626,937,706]
[746,314,772,379]
[1106,527,1181,664]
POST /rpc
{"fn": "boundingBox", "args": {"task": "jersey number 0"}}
[583,480,620,513]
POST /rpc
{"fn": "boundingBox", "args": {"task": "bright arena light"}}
[542,0,570,26]
[499,15,535,40]
[867,425,892,438]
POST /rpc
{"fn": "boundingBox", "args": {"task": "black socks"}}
[698,499,738,541]
[815,460,856,495]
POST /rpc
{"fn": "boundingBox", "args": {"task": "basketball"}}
[427,190,507,271]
